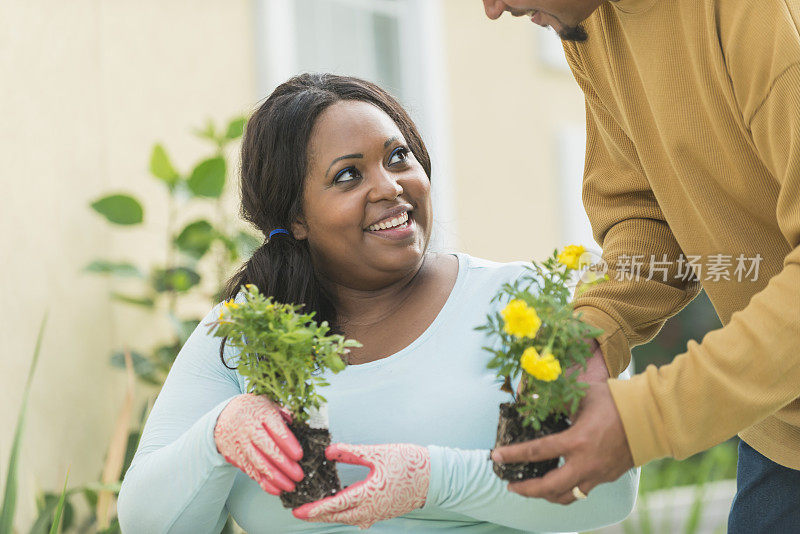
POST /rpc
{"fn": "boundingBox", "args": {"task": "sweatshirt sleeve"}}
[424,447,638,532]
[606,61,800,465]
[561,43,702,379]
[117,303,243,534]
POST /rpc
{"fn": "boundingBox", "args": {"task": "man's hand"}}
[491,381,633,505]
[573,339,610,383]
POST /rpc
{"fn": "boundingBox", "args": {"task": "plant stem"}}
[166,191,177,316]
[216,197,226,294]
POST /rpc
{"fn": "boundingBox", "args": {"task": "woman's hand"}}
[214,394,305,495]
[292,443,430,529]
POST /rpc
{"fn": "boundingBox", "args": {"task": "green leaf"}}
[97,517,121,534]
[109,292,155,308]
[81,481,123,494]
[81,487,98,510]
[30,489,74,534]
[224,117,246,140]
[122,428,143,478]
[110,351,158,381]
[174,220,216,259]
[152,343,179,371]
[167,313,199,345]
[152,267,201,293]
[1,311,48,534]
[49,472,69,534]
[149,144,179,187]
[90,194,144,225]
[83,260,144,278]
[193,119,217,141]
[187,157,226,198]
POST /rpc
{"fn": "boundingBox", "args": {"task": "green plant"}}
[29,115,255,533]
[206,285,360,422]
[612,440,738,534]
[476,247,605,430]
[1,312,48,534]
[85,115,256,386]
[48,474,69,534]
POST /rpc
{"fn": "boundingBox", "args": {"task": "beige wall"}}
[0,0,254,528]
[442,1,586,263]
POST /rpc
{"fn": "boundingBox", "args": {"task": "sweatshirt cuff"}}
[573,306,631,377]
[608,373,672,466]
[202,396,240,468]
[422,445,447,509]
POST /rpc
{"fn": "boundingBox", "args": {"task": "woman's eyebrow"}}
[326,153,363,178]
[384,136,398,148]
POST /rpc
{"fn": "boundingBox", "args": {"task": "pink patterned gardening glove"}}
[214,394,305,495]
[292,443,430,529]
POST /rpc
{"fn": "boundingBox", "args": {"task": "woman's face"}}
[292,100,432,290]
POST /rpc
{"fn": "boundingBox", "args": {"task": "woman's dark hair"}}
[218,73,431,365]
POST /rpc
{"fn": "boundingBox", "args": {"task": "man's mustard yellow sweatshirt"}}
[565,0,800,469]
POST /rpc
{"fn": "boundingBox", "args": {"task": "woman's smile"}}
[364,210,416,240]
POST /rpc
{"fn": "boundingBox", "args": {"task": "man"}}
[482,0,800,531]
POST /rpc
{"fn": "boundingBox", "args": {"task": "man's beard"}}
[557,23,589,42]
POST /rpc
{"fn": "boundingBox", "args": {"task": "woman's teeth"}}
[367,211,409,231]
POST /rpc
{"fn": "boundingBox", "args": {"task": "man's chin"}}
[556,23,589,42]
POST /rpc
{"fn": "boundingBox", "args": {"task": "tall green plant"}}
[54,115,256,533]
[1,311,48,534]
[616,440,738,534]
[85,115,257,387]
[48,474,69,534]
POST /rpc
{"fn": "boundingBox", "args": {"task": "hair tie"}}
[268,228,290,240]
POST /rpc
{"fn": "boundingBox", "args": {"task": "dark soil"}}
[492,402,571,481]
[279,420,341,509]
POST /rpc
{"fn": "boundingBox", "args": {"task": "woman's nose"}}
[368,169,403,201]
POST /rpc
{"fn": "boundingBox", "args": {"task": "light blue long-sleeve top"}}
[117,252,639,534]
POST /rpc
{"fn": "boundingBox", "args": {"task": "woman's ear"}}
[291,217,308,240]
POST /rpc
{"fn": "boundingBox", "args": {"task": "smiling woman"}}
[116,73,638,533]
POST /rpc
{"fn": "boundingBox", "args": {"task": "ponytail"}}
[218,232,339,368]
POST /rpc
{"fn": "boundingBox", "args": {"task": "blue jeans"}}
[728,440,800,533]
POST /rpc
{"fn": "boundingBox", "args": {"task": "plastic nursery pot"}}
[492,402,571,481]
[280,419,342,509]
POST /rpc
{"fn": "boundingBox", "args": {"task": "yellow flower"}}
[224,300,239,309]
[558,245,588,270]
[520,347,562,382]
[501,299,541,339]
[245,284,256,291]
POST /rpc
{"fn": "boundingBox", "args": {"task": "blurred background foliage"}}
[4,116,255,534]
[591,293,737,534]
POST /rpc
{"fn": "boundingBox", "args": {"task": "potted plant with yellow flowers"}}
[476,246,607,481]
[206,284,361,507]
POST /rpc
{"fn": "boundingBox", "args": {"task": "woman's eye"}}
[388,147,410,166]
[334,167,361,184]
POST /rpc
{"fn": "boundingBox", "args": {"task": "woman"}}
[117,73,638,533]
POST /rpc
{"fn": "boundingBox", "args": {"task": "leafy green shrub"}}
[206,285,360,422]
[476,247,605,429]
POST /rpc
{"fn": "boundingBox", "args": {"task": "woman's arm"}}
[425,445,639,532]
[117,304,242,534]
